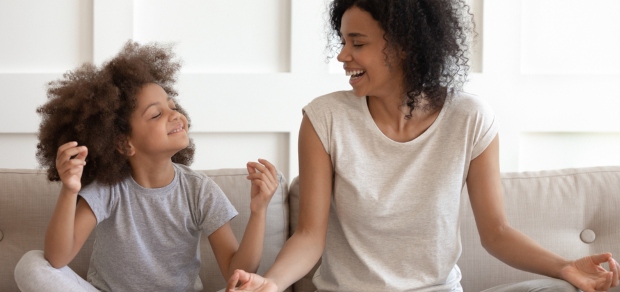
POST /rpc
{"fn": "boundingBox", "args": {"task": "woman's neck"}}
[128,155,175,188]
[367,94,441,142]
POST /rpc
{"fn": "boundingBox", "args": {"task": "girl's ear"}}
[116,136,135,157]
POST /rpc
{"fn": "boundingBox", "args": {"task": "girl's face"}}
[337,6,404,99]
[126,83,189,159]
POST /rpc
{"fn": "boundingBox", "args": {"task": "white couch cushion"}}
[459,166,620,291]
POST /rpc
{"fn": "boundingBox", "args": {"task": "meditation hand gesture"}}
[561,253,620,292]
[56,141,88,194]
[227,269,277,292]
[246,159,279,214]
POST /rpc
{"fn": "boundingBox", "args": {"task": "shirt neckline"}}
[127,164,179,195]
[360,94,448,145]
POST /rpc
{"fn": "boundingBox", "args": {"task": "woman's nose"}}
[337,45,351,63]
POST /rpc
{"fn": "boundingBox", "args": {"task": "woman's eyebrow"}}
[342,32,368,38]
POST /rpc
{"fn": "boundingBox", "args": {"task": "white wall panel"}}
[521,0,620,74]
[93,0,133,64]
[191,132,290,180]
[516,75,620,132]
[2,0,620,180]
[0,0,93,73]
[0,134,38,169]
[134,0,290,73]
[0,73,60,133]
[478,0,620,172]
[0,133,292,182]
[519,132,620,171]
[176,73,347,132]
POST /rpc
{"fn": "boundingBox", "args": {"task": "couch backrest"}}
[458,166,620,291]
[0,169,95,291]
[287,166,620,292]
[0,168,289,292]
[198,169,289,291]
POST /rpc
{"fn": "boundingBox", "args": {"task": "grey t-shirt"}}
[303,90,498,291]
[80,163,238,291]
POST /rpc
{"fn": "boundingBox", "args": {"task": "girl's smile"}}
[168,122,185,135]
[126,83,189,159]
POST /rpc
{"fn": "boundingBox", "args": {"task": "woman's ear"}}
[399,49,406,60]
[116,136,135,157]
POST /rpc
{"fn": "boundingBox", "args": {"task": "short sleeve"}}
[302,93,335,155]
[196,178,238,236]
[470,97,499,159]
[79,181,117,224]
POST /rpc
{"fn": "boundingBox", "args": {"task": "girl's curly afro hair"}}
[327,0,474,117]
[36,41,195,186]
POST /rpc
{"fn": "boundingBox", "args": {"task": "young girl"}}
[14,41,279,291]
[226,0,619,291]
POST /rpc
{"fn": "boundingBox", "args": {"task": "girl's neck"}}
[128,156,176,189]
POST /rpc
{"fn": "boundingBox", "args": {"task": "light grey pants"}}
[16,250,578,292]
[14,250,99,292]
[14,250,220,292]
[481,279,580,292]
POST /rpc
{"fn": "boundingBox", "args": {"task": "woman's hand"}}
[56,141,88,194]
[561,253,619,292]
[227,269,278,292]
[246,159,278,214]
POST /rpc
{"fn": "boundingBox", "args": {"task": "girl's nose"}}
[170,109,181,120]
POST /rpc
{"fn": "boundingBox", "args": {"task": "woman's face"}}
[125,83,189,159]
[337,6,404,99]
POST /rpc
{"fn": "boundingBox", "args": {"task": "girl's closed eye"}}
[152,112,162,119]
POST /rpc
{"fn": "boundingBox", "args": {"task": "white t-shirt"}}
[303,90,498,291]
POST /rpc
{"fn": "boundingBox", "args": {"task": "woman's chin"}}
[351,88,367,98]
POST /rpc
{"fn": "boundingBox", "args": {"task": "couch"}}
[1,166,619,291]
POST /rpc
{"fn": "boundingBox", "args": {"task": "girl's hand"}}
[246,159,278,214]
[227,269,278,292]
[56,141,88,194]
[561,253,619,292]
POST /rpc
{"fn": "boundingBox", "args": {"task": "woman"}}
[228,0,619,291]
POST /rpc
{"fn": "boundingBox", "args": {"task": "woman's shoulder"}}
[304,90,360,116]
[446,91,495,116]
[308,90,358,107]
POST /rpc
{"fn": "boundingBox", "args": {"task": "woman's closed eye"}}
[341,41,363,48]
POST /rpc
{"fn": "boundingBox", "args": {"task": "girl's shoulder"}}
[172,163,220,191]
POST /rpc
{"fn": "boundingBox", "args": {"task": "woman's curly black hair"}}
[328,0,474,116]
[36,40,195,186]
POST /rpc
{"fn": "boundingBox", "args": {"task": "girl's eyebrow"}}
[141,102,161,116]
[141,97,172,116]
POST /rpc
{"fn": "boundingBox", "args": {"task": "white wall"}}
[1,0,619,182]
